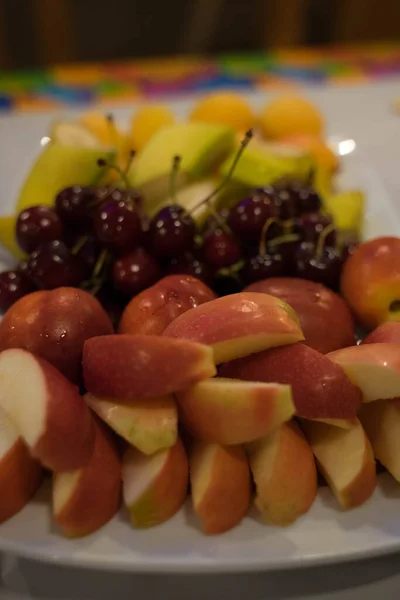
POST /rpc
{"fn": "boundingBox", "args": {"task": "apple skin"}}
[83,335,216,400]
[53,422,121,538]
[245,277,355,354]
[363,321,400,345]
[189,441,251,534]
[0,288,113,384]
[247,421,317,526]
[220,343,362,421]
[119,275,216,336]
[0,348,95,472]
[163,292,304,364]
[341,236,400,331]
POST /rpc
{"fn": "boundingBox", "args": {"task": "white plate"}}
[1,83,400,573]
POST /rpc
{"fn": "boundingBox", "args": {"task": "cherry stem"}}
[190,129,253,216]
[259,217,279,257]
[106,114,119,150]
[169,155,181,205]
[125,149,136,175]
[93,248,109,280]
[269,233,300,247]
[316,223,336,259]
[71,234,89,255]
[97,157,130,190]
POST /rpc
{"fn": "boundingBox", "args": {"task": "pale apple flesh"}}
[189,441,252,535]
[328,343,400,402]
[163,292,304,364]
[359,400,400,483]
[53,423,121,538]
[0,406,42,524]
[83,335,216,400]
[220,343,362,421]
[85,393,178,455]
[0,349,95,471]
[176,378,294,445]
[301,419,376,509]
[123,438,188,528]
[246,421,317,526]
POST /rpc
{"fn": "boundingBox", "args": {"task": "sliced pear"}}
[128,123,235,212]
[17,143,115,212]
[0,216,26,260]
[219,140,314,188]
[49,121,101,148]
[325,190,365,236]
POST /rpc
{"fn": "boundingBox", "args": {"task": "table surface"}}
[2,48,400,599]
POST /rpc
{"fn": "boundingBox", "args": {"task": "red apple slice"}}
[189,441,251,534]
[53,422,121,538]
[123,438,188,527]
[85,393,178,455]
[328,343,400,402]
[83,335,216,400]
[359,399,400,483]
[247,421,317,526]
[220,343,362,421]
[163,292,304,364]
[301,419,376,509]
[176,378,294,445]
[0,406,42,524]
[0,348,95,471]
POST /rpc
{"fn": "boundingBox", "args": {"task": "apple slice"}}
[85,393,177,455]
[247,421,317,526]
[359,400,400,483]
[123,438,188,527]
[220,343,362,421]
[176,378,294,445]
[53,423,121,538]
[328,343,400,402]
[301,419,376,509]
[0,349,95,471]
[163,292,304,364]
[83,335,216,400]
[189,441,251,534]
[0,406,42,524]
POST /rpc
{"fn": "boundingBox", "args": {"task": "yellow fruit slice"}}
[130,105,175,152]
[281,135,338,173]
[49,121,100,148]
[325,191,365,236]
[190,92,255,133]
[0,216,26,260]
[259,96,324,140]
[78,112,125,148]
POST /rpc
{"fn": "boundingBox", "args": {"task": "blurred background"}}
[1,0,400,70]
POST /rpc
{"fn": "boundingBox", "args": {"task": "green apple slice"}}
[16,143,115,212]
[220,140,314,188]
[49,121,100,148]
[128,123,235,212]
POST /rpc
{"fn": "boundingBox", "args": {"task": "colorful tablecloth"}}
[1,44,400,113]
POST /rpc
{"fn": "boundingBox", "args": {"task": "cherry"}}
[166,253,212,285]
[147,205,196,259]
[112,247,161,296]
[241,251,285,285]
[27,240,85,289]
[94,193,142,254]
[16,205,63,254]
[274,180,321,215]
[0,270,35,312]
[294,242,343,289]
[228,188,278,244]
[202,228,242,269]
[294,212,336,246]
[55,186,104,230]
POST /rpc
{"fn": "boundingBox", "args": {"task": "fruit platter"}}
[0,92,400,572]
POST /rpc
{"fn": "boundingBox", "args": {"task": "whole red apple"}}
[0,287,113,384]
[245,277,355,354]
[341,236,400,330]
[363,321,400,344]
[119,275,216,336]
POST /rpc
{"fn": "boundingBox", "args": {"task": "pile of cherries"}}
[0,171,358,316]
